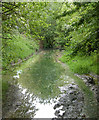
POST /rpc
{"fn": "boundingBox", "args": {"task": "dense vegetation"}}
[58,2,99,75]
[2,2,98,73]
[2,2,99,101]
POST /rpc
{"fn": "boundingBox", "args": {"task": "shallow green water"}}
[2,50,98,118]
[18,51,65,100]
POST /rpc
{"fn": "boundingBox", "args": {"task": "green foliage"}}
[2,2,98,74]
[60,50,98,75]
[2,30,39,71]
[2,3,98,115]
[57,2,98,75]
[56,2,99,55]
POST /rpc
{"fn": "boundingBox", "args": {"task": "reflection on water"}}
[13,70,22,79]
[18,84,59,118]
[2,51,98,118]
[10,52,65,118]
[18,52,64,99]
[3,67,98,118]
[34,103,55,118]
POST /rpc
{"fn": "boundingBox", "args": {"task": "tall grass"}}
[2,31,39,71]
[59,50,98,75]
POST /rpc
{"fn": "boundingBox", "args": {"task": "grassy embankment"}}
[2,32,39,102]
[59,50,98,75]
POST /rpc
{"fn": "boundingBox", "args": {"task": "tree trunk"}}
[39,40,43,51]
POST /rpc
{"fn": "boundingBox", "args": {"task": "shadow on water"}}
[18,51,64,100]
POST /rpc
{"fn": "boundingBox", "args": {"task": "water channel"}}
[2,51,98,118]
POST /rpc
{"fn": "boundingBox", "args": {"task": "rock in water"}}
[53,83,85,118]
[85,76,95,84]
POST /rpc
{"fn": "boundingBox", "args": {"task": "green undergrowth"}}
[2,30,39,103]
[59,50,98,75]
[2,30,39,72]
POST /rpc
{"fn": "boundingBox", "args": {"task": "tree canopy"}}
[2,2,99,71]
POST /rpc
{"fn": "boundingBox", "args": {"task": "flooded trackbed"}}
[2,51,98,118]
